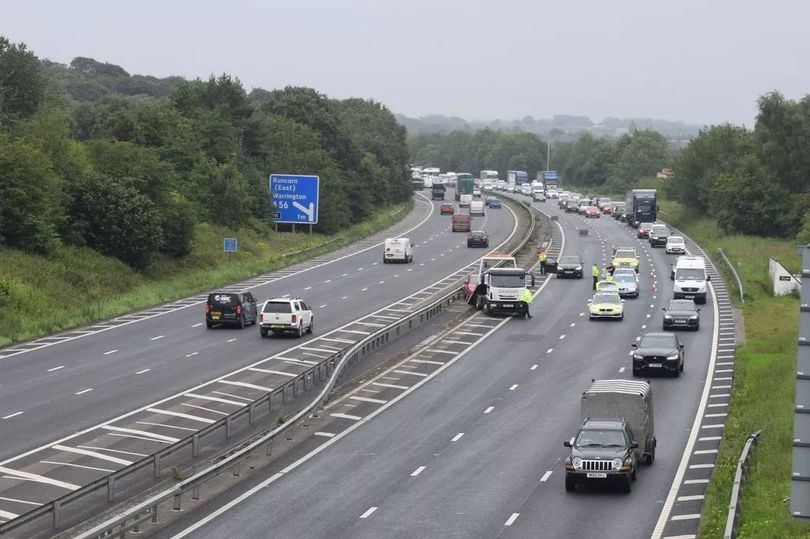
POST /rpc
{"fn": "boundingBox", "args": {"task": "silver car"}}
[612,268,639,298]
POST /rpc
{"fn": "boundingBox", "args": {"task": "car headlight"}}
[667,351,680,360]
[572,457,582,470]
[690,315,699,319]
[612,458,623,470]
[664,315,672,319]
[633,353,643,360]
[575,266,582,271]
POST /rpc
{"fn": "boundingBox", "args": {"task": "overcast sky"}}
[4,0,809,126]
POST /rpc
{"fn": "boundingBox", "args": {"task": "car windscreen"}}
[668,236,684,243]
[489,274,526,288]
[637,202,654,212]
[559,256,581,265]
[668,300,695,311]
[614,274,635,283]
[263,302,292,313]
[615,250,635,258]
[208,294,239,306]
[593,293,620,303]
[575,429,626,447]
[651,226,671,235]
[675,268,706,281]
[640,335,677,348]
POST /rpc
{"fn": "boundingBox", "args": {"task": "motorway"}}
[0,190,522,527]
[158,196,721,539]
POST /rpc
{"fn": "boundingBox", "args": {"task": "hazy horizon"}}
[5,0,809,128]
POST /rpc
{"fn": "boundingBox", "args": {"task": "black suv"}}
[631,332,684,376]
[564,419,639,493]
[205,292,258,329]
[557,255,584,278]
[662,299,700,331]
[649,224,671,248]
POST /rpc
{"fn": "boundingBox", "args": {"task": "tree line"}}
[0,36,412,269]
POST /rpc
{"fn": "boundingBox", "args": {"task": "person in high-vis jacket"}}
[592,264,600,290]
[538,250,548,275]
[518,287,533,319]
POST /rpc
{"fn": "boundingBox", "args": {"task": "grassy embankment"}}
[0,200,413,347]
[658,200,810,537]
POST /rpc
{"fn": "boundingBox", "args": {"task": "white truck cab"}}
[384,237,414,263]
[671,256,709,304]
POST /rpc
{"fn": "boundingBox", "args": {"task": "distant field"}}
[659,201,810,538]
[0,200,412,347]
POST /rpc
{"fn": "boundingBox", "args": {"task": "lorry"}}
[480,170,499,190]
[431,183,446,200]
[539,171,559,196]
[507,170,529,188]
[455,173,475,201]
[465,254,535,316]
[451,213,472,232]
[531,181,546,202]
[563,379,656,493]
[625,189,657,228]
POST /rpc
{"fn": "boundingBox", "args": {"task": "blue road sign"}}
[223,238,238,252]
[543,170,558,180]
[269,174,320,224]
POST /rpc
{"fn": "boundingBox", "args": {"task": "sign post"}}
[269,174,320,231]
[223,237,238,263]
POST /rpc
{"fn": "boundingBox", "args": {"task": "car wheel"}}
[296,324,303,338]
[308,319,314,334]
[565,475,576,492]
[239,316,245,329]
[206,321,213,329]
[260,328,268,338]
[680,359,684,372]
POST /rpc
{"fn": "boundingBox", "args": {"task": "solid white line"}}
[51,445,132,466]
[249,367,295,377]
[330,413,362,421]
[689,463,715,469]
[410,359,444,366]
[394,370,428,377]
[694,449,718,455]
[540,470,553,482]
[75,388,93,395]
[147,408,215,424]
[443,340,473,345]
[505,513,520,526]
[313,431,335,438]
[371,382,409,390]
[219,380,273,392]
[77,445,147,458]
[451,432,465,442]
[298,346,337,354]
[150,335,164,341]
[0,509,18,520]
[103,350,118,355]
[106,433,173,444]
[211,391,252,403]
[319,305,327,309]
[101,426,179,443]
[684,479,710,485]
[671,514,701,521]
[0,466,79,490]
[677,495,705,502]
[180,403,228,416]
[411,465,426,477]
[136,369,151,375]
[41,460,114,474]
[318,337,355,344]
[0,496,40,507]
[191,323,203,328]
[2,412,23,420]
[47,365,65,372]
[359,506,377,519]
[427,349,457,355]
[484,406,494,414]
[349,396,387,405]
[136,421,197,432]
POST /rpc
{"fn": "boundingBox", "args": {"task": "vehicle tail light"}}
[236,304,242,316]
[259,314,264,323]
[205,304,210,314]
[291,314,297,323]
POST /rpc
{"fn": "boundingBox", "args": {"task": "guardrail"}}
[718,248,745,304]
[724,430,762,539]
[1,196,538,539]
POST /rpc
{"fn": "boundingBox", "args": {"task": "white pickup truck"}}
[259,298,314,338]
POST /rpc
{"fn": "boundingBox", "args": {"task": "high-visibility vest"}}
[539,252,547,263]
[592,266,599,277]
[606,274,614,282]
[519,289,533,304]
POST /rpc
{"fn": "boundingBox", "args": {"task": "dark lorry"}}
[431,183,446,200]
[625,189,657,228]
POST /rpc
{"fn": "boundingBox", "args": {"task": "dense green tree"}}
[606,130,671,192]
[0,37,46,120]
[755,92,810,194]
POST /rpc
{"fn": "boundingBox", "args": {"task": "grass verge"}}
[0,199,413,346]
[659,200,809,538]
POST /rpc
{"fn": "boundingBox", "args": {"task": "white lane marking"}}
[103,350,118,355]
[75,388,93,395]
[484,406,494,414]
[212,391,252,402]
[341,329,371,335]
[0,466,80,490]
[77,445,147,458]
[410,359,444,366]
[185,393,245,407]
[546,348,554,354]
[671,514,702,521]
[0,509,18,520]
[137,421,197,433]
[2,412,24,420]
[443,340,473,345]
[180,403,227,417]
[280,357,318,365]
[0,496,40,507]
[227,338,237,343]
[185,352,199,358]
[559,335,565,340]
[304,286,312,290]
[410,465,426,477]
[47,365,65,372]
[505,513,520,526]
[341,296,348,300]
[372,382,409,390]
[102,426,179,443]
[530,364,538,371]
[147,408,215,424]
[570,322,576,327]
[324,280,331,283]
[318,304,327,308]
[394,370,428,377]
[636,336,641,341]
[646,314,651,318]
[249,367,295,377]
[40,460,114,474]
[349,396,388,405]
[150,335,164,341]
[540,470,553,482]
[51,445,132,465]
[509,384,518,391]
[191,323,203,328]
[641,324,647,330]
[359,506,377,519]
[427,349,457,356]
[330,413,362,421]
[579,312,585,317]
[342,273,348,277]
[451,432,465,442]
[219,380,273,392]
[136,369,151,375]
[619,367,626,373]
[361,287,368,292]
[314,431,335,438]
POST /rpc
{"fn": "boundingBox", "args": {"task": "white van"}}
[459,194,473,207]
[470,200,485,216]
[383,238,414,264]
[671,256,709,304]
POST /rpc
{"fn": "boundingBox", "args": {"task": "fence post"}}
[153,454,161,478]
[53,500,61,530]
[107,475,115,502]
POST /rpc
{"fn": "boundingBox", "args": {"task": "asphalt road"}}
[0,192,516,462]
[164,197,717,539]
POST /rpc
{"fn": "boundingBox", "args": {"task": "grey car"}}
[612,270,639,298]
